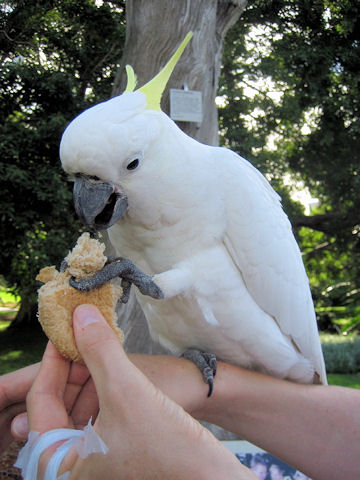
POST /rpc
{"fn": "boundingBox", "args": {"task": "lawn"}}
[327,373,360,389]
[0,291,20,306]
[0,320,47,375]
[0,287,20,323]
[0,289,45,374]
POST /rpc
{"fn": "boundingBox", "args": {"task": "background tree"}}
[112,0,246,144]
[0,0,126,324]
[1,0,358,336]
[218,0,360,332]
[1,0,248,441]
[0,0,247,329]
[1,0,359,445]
[108,0,247,361]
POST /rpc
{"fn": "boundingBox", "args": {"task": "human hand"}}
[23,304,253,479]
[0,352,101,455]
[0,341,208,457]
[0,363,39,453]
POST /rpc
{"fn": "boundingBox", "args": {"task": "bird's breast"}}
[109,213,226,274]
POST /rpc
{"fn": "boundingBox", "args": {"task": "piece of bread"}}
[36,232,124,362]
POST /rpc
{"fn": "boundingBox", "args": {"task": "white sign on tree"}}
[170,88,203,123]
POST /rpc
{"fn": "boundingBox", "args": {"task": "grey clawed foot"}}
[120,279,132,303]
[69,257,164,302]
[181,348,217,397]
[60,259,69,273]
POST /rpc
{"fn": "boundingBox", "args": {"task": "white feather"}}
[60,93,327,384]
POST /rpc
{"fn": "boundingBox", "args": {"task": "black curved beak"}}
[73,174,128,231]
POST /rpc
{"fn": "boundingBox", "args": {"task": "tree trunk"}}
[110,0,247,440]
[9,295,38,330]
[113,0,247,145]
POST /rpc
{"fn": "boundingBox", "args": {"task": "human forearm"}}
[193,362,360,480]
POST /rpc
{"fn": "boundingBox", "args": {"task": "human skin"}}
[23,305,254,479]
[1,306,360,479]
[190,362,360,480]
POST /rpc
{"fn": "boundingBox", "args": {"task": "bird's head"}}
[60,33,195,232]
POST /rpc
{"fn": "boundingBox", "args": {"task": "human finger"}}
[63,361,91,413]
[70,376,99,429]
[0,402,26,452]
[27,342,72,434]
[0,363,39,453]
[0,363,39,409]
[72,304,129,400]
[10,409,28,442]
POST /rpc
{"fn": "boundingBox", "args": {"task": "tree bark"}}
[109,0,247,440]
[113,0,247,145]
[9,295,38,329]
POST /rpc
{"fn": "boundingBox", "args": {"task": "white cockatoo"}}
[60,33,327,393]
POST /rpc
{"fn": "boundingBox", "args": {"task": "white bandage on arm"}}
[15,419,108,480]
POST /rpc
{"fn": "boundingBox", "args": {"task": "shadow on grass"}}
[0,320,47,375]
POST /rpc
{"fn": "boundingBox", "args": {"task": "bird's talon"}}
[210,358,217,377]
[202,366,215,397]
[120,279,132,303]
[181,348,217,397]
[207,377,214,397]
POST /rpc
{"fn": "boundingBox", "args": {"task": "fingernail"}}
[74,304,101,328]
[13,414,28,439]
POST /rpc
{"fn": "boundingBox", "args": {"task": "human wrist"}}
[190,361,241,424]
[128,354,210,413]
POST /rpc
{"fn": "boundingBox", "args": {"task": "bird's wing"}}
[216,148,326,383]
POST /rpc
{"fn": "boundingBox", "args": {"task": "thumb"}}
[73,304,127,394]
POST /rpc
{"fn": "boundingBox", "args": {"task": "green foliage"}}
[321,333,360,374]
[220,0,360,332]
[0,1,126,317]
[300,226,360,333]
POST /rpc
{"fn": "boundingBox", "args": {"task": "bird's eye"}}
[127,158,140,170]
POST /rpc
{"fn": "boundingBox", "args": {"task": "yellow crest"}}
[124,32,193,111]
[124,65,137,93]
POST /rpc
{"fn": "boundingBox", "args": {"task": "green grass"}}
[0,287,20,306]
[0,287,20,323]
[0,310,17,322]
[0,289,46,373]
[0,320,11,331]
[327,374,360,389]
[320,333,360,374]
[0,336,47,374]
[0,323,47,375]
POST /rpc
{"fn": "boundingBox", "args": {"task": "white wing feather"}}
[216,148,326,383]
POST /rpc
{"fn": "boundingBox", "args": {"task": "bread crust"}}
[37,233,124,361]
